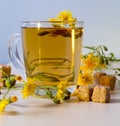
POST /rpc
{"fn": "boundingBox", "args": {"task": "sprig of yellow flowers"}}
[78,45,120,86]
[21,79,70,104]
[0,69,23,113]
[78,52,105,86]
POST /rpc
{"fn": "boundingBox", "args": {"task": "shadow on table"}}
[110,98,120,103]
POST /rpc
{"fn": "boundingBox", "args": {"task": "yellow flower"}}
[57,10,76,22]
[78,72,94,86]
[55,90,64,101]
[11,96,18,102]
[49,10,76,27]
[55,81,67,100]
[0,99,9,113]
[21,78,37,99]
[81,53,99,72]
[57,81,67,91]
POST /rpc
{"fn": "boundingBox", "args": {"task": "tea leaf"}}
[38,31,49,36]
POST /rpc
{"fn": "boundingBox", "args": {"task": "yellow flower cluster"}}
[0,68,22,113]
[78,53,106,86]
[0,96,18,113]
[0,99,9,113]
[56,10,76,22]
[80,53,99,72]
[49,10,76,25]
[78,72,94,86]
[21,78,37,99]
[54,81,67,101]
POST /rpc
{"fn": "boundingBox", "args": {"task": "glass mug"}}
[8,21,84,95]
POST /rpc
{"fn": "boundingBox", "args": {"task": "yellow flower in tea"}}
[78,72,94,86]
[47,10,78,37]
[21,78,37,99]
[49,10,76,26]
[81,53,99,72]
[0,99,9,113]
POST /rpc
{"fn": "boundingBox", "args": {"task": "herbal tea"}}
[22,27,83,86]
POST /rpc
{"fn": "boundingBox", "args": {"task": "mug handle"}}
[8,33,25,77]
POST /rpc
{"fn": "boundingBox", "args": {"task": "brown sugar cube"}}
[100,75,116,90]
[91,85,110,103]
[0,80,5,87]
[93,72,107,84]
[0,64,11,78]
[71,86,93,101]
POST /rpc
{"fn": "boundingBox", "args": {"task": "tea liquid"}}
[22,27,83,86]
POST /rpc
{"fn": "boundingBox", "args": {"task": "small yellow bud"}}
[11,96,18,102]
[15,76,23,81]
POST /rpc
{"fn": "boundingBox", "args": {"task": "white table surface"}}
[1,62,120,126]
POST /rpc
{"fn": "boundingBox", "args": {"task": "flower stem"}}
[3,88,12,99]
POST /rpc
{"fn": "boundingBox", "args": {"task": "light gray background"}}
[0,0,120,63]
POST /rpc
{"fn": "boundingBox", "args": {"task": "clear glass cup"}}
[8,21,84,96]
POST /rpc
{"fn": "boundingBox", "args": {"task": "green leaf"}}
[84,46,96,51]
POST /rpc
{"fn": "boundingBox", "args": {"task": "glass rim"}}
[21,20,84,28]
[21,20,84,24]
